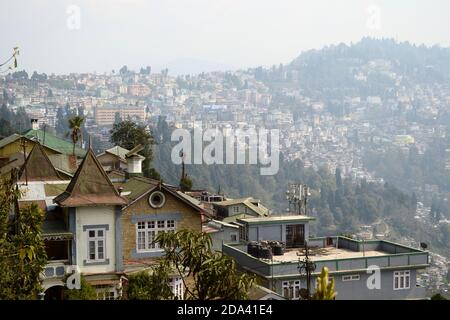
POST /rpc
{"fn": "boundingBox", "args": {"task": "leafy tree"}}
[430,293,447,300]
[0,103,12,123]
[146,168,161,181]
[180,176,193,192]
[110,120,159,179]
[335,168,343,189]
[114,112,121,125]
[312,267,337,300]
[125,264,174,300]
[0,118,13,138]
[0,175,47,299]
[67,116,84,155]
[65,276,97,300]
[55,107,67,137]
[154,229,255,300]
[110,120,152,152]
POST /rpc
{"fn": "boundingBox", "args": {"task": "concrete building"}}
[212,197,270,222]
[223,215,429,300]
[203,219,240,252]
[94,105,146,126]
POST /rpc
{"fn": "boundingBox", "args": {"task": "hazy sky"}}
[1,0,450,75]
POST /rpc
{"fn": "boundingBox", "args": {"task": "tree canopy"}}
[137,229,256,300]
[110,120,159,179]
[0,175,47,299]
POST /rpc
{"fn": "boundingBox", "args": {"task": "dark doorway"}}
[44,285,65,300]
[286,224,305,247]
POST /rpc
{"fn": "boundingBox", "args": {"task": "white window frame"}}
[87,228,106,263]
[233,206,239,213]
[170,277,184,300]
[96,285,116,300]
[230,232,238,243]
[136,219,176,253]
[393,270,410,290]
[342,274,360,282]
[239,225,248,241]
[282,280,301,300]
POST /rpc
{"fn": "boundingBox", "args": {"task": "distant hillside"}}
[254,37,450,98]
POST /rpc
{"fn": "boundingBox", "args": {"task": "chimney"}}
[31,119,39,130]
[126,154,144,178]
[125,144,145,179]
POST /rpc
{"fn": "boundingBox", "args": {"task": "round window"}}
[149,191,166,208]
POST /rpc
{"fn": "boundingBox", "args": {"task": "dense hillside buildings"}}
[0,130,432,299]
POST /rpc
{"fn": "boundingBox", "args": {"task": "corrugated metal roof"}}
[54,149,127,207]
[23,129,86,157]
[105,146,130,160]
[0,133,21,149]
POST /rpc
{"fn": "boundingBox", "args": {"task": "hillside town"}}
[2,50,450,299]
[2,61,450,193]
[0,130,433,299]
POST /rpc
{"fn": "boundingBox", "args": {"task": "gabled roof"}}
[0,133,21,149]
[119,176,208,215]
[23,129,86,157]
[247,285,286,300]
[102,146,130,161]
[0,130,86,158]
[126,144,145,160]
[212,197,269,216]
[222,213,259,223]
[116,176,159,202]
[18,142,64,182]
[54,148,127,207]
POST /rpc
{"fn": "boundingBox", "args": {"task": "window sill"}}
[83,259,110,266]
[131,250,165,259]
[393,287,410,291]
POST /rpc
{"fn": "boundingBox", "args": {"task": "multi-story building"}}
[94,105,146,126]
[7,139,208,300]
[223,215,430,300]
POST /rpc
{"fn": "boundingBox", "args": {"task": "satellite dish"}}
[420,242,428,250]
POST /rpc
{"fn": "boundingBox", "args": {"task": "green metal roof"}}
[23,129,86,157]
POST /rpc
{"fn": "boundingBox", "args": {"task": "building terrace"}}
[223,236,429,278]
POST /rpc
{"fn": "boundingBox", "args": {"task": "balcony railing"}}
[223,241,429,278]
[43,261,72,279]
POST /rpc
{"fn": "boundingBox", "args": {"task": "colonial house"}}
[0,119,86,159]
[0,119,83,180]
[96,145,130,173]
[10,142,73,299]
[203,219,240,252]
[53,148,128,300]
[115,173,207,298]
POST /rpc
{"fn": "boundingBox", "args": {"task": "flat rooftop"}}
[237,215,315,225]
[273,246,386,263]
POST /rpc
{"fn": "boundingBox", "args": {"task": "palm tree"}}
[67,116,84,155]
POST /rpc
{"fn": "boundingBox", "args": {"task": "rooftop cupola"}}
[31,118,39,130]
[125,144,145,178]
